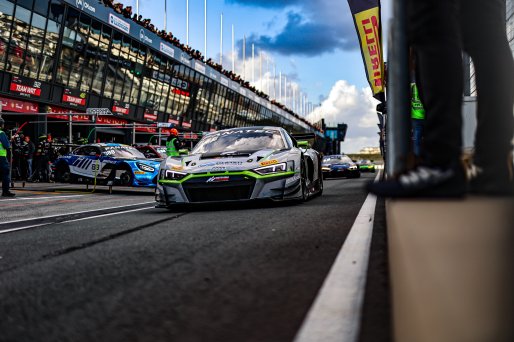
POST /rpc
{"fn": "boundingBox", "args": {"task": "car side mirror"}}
[352,159,357,163]
[297,141,309,148]
[178,149,189,156]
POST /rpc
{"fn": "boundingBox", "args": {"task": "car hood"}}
[163,149,290,173]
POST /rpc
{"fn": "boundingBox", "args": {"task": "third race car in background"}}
[356,159,376,173]
[156,127,323,206]
[321,155,361,178]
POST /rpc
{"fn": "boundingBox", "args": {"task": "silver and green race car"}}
[155,127,323,206]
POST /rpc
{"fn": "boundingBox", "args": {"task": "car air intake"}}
[182,177,255,202]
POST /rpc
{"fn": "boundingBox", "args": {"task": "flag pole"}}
[220,13,223,65]
[186,0,189,46]
[232,24,235,72]
[243,35,246,79]
[164,0,167,31]
[204,0,207,58]
[252,43,255,83]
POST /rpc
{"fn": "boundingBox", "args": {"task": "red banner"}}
[46,105,90,121]
[0,96,39,113]
[96,116,128,125]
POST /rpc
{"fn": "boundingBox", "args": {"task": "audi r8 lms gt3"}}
[155,127,323,206]
[52,143,161,187]
[321,155,361,178]
[356,159,376,173]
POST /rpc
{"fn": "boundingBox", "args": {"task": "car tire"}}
[119,166,134,186]
[55,163,71,183]
[300,159,308,201]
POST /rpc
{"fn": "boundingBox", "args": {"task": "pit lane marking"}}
[0,195,85,201]
[0,202,156,234]
[295,171,380,342]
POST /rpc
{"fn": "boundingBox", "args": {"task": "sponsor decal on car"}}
[259,159,279,167]
[285,174,301,185]
[206,176,230,183]
[134,171,145,175]
[171,165,184,171]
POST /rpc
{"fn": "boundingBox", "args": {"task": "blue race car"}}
[321,154,361,178]
[52,143,161,187]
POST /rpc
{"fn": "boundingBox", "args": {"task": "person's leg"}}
[367,0,466,197]
[411,119,424,157]
[408,0,464,167]
[461,0,514,193]
[27,158,32,180]
[1,157,11,194]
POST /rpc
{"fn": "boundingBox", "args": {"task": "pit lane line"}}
[295,171,381,342]
[0,195,85,201]
[0,202,157,235]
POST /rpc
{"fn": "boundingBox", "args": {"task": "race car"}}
[136,145,168,159]
[321,155,361,178]
[155,127,323,206]
[356,159,376,173]
[52,143,161,187]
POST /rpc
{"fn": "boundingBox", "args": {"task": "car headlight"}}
[160,169,188,180]
[136,162,155,172]
[254,162,287,175]
[349,165,357,170]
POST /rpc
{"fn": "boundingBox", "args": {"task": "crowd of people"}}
[9,132,60,183]
[99,0,313,129]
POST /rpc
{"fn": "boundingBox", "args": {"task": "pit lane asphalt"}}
[0,173,377,342]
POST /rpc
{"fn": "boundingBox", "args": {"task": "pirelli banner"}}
[347,0,385,101]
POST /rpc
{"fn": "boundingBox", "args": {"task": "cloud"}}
[233,0,358,56]
[307,80,381,153]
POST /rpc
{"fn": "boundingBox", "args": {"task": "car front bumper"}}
[156,171,302,205]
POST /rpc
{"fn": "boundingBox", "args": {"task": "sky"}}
[123,0,392,153]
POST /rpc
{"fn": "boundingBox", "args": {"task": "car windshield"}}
[192,129,286,155]
[102,145,146,159]
[323,155,353,164]
[358,159,371,164]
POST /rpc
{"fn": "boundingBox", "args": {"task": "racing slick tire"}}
[55,163,71,183]
[316,164,324,197]
[300,159,308,201]
[119,165,134,186]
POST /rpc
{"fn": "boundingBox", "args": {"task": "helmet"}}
[170,128,178,136]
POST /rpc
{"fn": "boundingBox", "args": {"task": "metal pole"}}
[243,35,246,78]
[232,24,235,72]
[220,13,223,65]
[68,114,72,147]
[132,123,136,145]
[386,0,409,176]
[158,128,162,145]
[252,44,255,83]
[204,0,207,58]
[164,0,167,31]
[186,0,189,46]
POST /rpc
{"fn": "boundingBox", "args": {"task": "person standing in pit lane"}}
[166,128,182,157]
[22,135,35,180]
[0,117,15,197]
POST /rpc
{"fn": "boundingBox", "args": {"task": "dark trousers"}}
[407,0,514,168]
[0,156,10,194]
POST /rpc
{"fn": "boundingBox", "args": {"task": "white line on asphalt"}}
[0,195,85,201]
[0,206,155,234]
[63,206,155,223]
[294,171,380,342]
[0,201,155,226]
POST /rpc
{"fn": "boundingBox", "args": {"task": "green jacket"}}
[411,83,425,120]
[0,130,8,157]
[166,138,179,157]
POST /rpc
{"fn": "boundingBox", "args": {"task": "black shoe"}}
[367,164,466,198]
[468,164,514,196]
[2,192,15,198]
